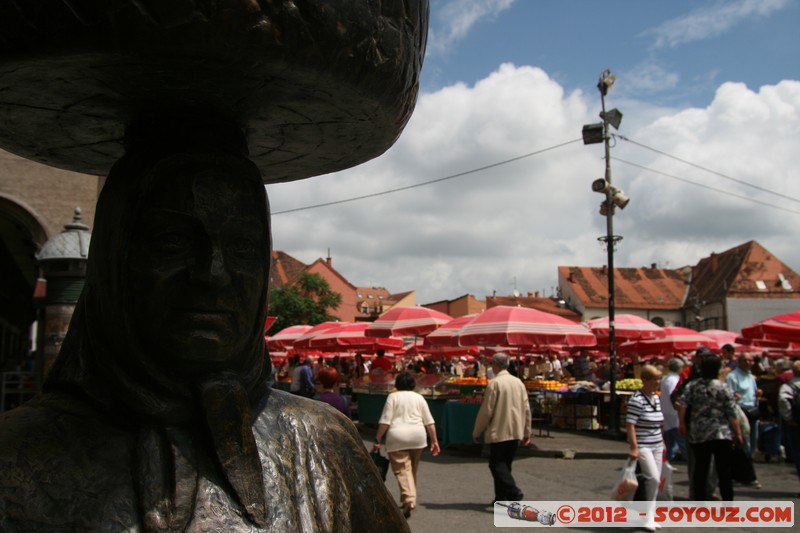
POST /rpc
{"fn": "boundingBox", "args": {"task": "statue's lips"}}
[171,310,234,335]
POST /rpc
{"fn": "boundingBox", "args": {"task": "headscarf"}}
[45,116,271,530]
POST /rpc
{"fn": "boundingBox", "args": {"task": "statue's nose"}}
[191,243,231,286]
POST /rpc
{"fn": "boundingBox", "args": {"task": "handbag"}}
[744,405,760,420]
[611,458,638,501]
[730,441,756,484]
[370,449,389,482]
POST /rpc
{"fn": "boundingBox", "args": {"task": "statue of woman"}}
[0,118,408,532]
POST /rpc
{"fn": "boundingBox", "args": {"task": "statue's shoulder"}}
[254,388,361,443]
[0,392,111,446]
[0,393,137,530]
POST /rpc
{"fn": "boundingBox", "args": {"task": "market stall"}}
[351,374,460,437]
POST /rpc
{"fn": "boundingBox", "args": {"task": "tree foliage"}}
[267,273,342,334]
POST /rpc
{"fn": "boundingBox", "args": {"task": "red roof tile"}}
[558,265,688,310]
[692,240,800,302]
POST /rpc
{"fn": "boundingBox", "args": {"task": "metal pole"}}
[600,74,619,434]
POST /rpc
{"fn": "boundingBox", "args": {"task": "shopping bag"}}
[370,449,389,482]
[611,458,638,501]
[657,461,675,501]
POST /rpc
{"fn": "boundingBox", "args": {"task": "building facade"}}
[0,149,100,368]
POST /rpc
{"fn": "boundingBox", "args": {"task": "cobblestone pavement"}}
[359,425,799,532]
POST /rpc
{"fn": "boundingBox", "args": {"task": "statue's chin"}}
[160,333,237,372]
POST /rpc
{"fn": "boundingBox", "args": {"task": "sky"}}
[266,0,800,306]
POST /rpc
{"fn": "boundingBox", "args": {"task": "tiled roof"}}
[269,250,308,290]
[692,240,800,302]
[355,286,393,307]
[486,296,583,322]
[559,265,688,310]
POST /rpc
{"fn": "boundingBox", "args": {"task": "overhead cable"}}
[615,134,800,204]
[271,138,582,215]
[613,157,800,216]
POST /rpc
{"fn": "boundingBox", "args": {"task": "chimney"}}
[326,248,332,266]
[534,291,539,298]
[528,292,533,297]
[651,263,657,269]
[710,253,718,271]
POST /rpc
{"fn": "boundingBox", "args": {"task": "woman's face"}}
[128,156,267,373]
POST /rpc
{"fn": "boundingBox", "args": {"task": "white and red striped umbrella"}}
[292,321,342,351]
[309,322,404,352]
[587,314,666,341]
[740,310,800,343]
[424,314,478,346]
[267,324,313,351]
[455,306,596,348]
[634,326,716,355]
[700,329,739,347]
[365,306,453,338]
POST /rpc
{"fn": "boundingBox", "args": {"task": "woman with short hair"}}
[626,364,665,532]
[680,354,744,501]
[373,372,440,518]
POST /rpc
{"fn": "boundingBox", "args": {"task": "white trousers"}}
[638,444,664,525]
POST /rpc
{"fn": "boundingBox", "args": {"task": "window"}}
[755,280,767,291]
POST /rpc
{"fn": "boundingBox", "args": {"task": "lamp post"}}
[583,69,628,434]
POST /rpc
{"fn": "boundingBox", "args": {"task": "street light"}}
[583,68,629,434]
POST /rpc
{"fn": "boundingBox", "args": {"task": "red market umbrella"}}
[364,306,453,338]
[734,336,793,350]
[455,306,597,348]
[309,322,404,352]
[267,324,313,351]
[586,314,666,341]
[424,314,478,346]
[633,326,717,355]
[740,310,800,343]
[292,321,342,351]
[700,329,739,347]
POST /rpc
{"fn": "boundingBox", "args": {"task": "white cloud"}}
[643,0,789,49]
[267,66,800,305]
[622,62,681,95]
[427,0,516,55]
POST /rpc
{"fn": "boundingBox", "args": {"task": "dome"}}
[36,208,91,263]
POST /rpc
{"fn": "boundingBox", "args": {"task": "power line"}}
[615,134,800,205]
[613,156,800,216]
[271,138,582,215]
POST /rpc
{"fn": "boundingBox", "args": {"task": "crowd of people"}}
[272,344,800,522]
[623,345,800,533]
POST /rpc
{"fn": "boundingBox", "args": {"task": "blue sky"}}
[268,0,800,306]
[423,0,798,107]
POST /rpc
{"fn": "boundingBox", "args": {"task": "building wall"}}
[305,262,357,322]
[0,150,100,368]
[0,149,100,239]
[726,298,800,333]
[425,295,484,318]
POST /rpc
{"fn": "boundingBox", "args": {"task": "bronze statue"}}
[0,120,410,531]
[0,1,428,531]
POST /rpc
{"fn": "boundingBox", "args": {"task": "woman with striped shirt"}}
[626,364,665,532]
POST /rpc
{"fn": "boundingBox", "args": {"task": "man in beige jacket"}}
[472,353,532,503]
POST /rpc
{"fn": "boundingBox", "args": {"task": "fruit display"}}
[525,379,567,391]
[615,378,643,391]
[444,376,488,396]
[445,377,488,386]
